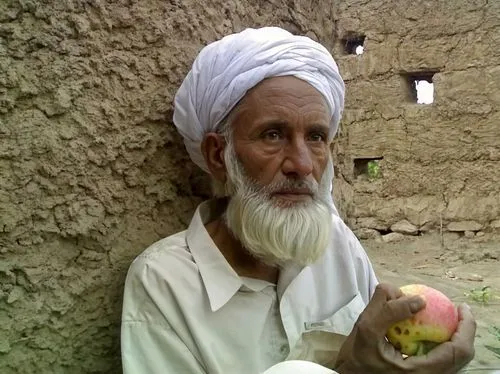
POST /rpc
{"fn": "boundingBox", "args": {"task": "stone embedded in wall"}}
[390,220,419,235]
[491,220,500,229]
[464,230,475,238]
[381,232,406,243]
[443,232,462,242]
[355,216,389,231]
[353,195,446,230]
[354,228,381,240]
[419,221,435,232]
[447,221,484,232]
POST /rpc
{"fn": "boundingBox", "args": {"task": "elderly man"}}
[121,27,475,374]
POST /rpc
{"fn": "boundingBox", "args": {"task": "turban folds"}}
[173,27,345,173]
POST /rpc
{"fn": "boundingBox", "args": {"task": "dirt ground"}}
[361,232,500,372]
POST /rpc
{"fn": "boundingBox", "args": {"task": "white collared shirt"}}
[121,200,378,374]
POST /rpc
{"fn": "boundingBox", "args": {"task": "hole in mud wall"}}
[354,157,383,179]
[378,228,392,235]
[342,34,366,55]
[402,72,436,104]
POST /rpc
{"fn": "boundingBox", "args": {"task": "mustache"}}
[252,178,319,196]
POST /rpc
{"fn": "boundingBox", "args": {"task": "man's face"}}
[221,76,334,266]
[228,76,331,205]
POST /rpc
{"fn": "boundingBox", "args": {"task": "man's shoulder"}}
[122,229,206,323]
[138,229,189,260]
[126,229,195,281]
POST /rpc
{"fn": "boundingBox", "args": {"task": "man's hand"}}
[335,283,476,374]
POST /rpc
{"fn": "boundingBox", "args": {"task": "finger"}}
[370,283,405,305]
[353,283,426,351]
[450,304,476,367]
[407,338,473,373]
[405,304,476,372]
[405,340,456,372]
[358,293,426,342]
[382,283,405,299]
[452,303,477,345]
[358,284,399,334]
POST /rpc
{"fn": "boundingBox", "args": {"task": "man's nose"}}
[281,139,314,178]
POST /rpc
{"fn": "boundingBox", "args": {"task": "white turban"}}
[173,26,345,173]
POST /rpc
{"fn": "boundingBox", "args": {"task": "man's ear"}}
[201,133,226,182]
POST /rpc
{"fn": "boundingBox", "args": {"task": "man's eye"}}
[263,130,282,141]
[308,132,326,142]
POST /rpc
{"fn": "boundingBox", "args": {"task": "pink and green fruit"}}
[386,284,459,356]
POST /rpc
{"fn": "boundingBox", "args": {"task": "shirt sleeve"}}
[121,320,206,374]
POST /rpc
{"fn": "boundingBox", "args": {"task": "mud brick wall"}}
[0,0,337,372]
[331,0,500,238]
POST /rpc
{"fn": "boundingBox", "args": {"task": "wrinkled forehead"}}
[224,76,331,129]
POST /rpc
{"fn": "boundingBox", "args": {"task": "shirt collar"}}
[186,199,243,312]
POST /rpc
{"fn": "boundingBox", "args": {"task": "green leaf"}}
[485,345,500,358]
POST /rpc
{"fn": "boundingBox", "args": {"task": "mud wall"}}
[0,0,337,372]
[331,0,500,240]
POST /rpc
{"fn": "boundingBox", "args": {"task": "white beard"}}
[222,144,334,267]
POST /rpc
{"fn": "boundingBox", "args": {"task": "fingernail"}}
[410,296,425,312]
[463,302,471,311]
